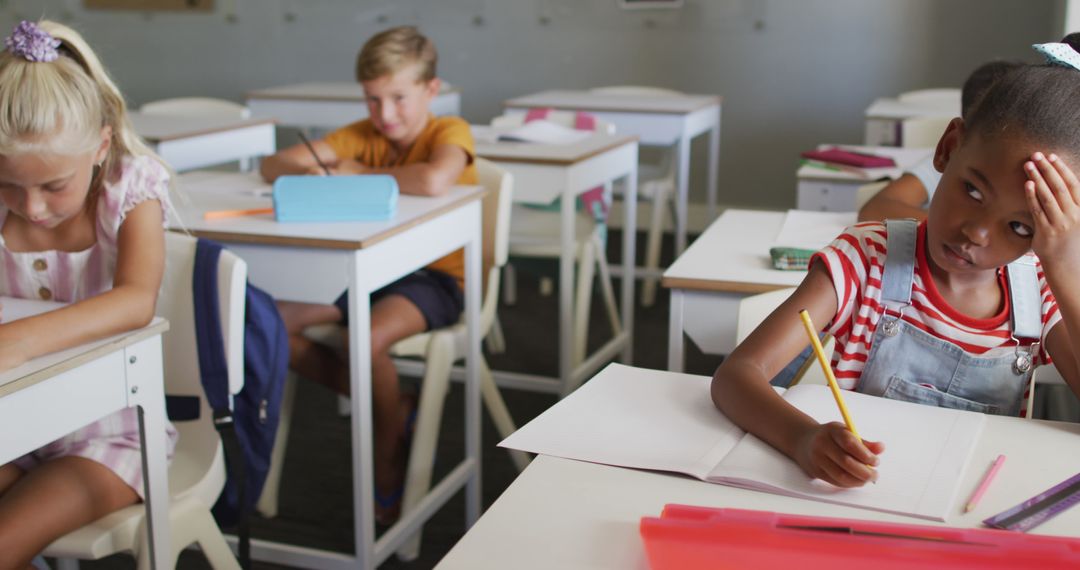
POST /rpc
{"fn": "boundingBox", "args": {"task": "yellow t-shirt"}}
[324,115,477,286]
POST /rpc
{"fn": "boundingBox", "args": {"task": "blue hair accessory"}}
[4,21,60,63]
[1033,42,1080,71]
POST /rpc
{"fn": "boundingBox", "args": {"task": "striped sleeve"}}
[1037,265,1062,364]
[810,222,887,339]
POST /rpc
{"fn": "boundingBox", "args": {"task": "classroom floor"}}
[77,230,720,570]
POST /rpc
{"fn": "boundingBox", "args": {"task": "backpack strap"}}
[193,238,250,570]
[881,219,919,311]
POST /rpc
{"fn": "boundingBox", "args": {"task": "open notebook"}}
[500,363,986,522]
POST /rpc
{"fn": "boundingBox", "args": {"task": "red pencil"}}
[203,207,274,221]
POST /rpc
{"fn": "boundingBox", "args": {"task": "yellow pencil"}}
[798,309,861,440]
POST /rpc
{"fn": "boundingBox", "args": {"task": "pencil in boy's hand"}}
[297,131,332,175]
[798,309,861,440]
[964,454,1006,513]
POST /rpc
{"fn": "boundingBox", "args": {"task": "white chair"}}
[855,180,889,211]
[896,88,961,106]
[735,288,833,387]
[900,116,952,148]
[494,112,623,369]
[589,86,682,307]
[45,233,246,569]
[139,97,255,171]
[257,158,527,560]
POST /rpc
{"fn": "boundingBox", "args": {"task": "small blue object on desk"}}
[272,175,398,222]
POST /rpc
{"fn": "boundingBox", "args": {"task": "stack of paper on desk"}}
[500,363,985,521]
[495,120,591,144]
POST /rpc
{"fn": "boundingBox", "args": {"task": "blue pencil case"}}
[272,175,399,222]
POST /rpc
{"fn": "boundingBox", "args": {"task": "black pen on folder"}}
[297,131,332,175]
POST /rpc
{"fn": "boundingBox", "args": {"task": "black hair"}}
[965,45,1080,153]
[961,60,1022,118]
[1062,32,1080,52]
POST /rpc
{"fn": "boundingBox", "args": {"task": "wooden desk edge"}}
[503,95,722,115]
[246,85,461,103]
[183,185,487,250]
[0,319,170,398]
[142,118,277,143]
[660,276,793,294]
[476,135,639,166]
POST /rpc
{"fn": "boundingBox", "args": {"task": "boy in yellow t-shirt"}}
[260,25,476,524]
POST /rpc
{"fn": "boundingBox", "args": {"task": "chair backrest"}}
[589,85,685,98]
[855,180,890,211]
[475,157,513,332]
[491,111,616,135]
[735,287,831,387]
[896,88,961,106]
[159,232,247,499]
[140,97,251,120]
[900,116,952,148]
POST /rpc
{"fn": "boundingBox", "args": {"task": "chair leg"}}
[502,263,517,306]
[572,240,597,368]
[187,503,242,570]
[485,315,507,355]
[256,372,299,518]
[594,234,622,337]
[479,358,531,472]
[397,333,455,562]
[641,187,669,308]
[54,559,79,570]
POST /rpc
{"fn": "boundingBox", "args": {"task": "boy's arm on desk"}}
[349,143,470,197]
[260,138,341,182]
[710,262,881,488]
[856,173,929,222]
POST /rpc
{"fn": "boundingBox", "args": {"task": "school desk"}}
[0,319,172,568]
[434,366,1080,570]
[864,95,959,146]
[245,81,462,130]
[662,208,855,371]
[796,145,933,211]
[503,89,722,264]
[130,111,276,172]
[173,171,484,570]
[470,126,639,396]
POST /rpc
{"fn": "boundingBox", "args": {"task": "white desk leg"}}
[668,290,685,373]
[463,210,482,525]
[127,337,171,570]
[620,161,638,364]
[675,133,691,256]
[346,256,377,569]
[707,112,721,223]
[559,188,575,397]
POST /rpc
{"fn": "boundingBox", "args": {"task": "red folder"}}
[800,148,896,168]
[640,505,1080,570]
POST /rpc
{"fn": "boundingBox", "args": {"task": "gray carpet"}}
[75,230,718,569]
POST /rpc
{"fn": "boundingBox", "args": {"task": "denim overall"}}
[853,220,1042,417]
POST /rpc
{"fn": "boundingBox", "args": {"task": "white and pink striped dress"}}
[5,154,178,498]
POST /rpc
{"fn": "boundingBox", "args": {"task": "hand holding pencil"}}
[795,309,884,488]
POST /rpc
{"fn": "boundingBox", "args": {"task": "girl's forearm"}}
[711,359,819,459]
[0,284,157,363]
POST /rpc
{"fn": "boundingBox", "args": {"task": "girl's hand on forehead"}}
[1024,152,1080,266]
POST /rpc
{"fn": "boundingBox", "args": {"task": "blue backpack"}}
[168,238,288,569]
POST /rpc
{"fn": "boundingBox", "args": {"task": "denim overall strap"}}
[880,219,918,310]
[1006,254,1042,341]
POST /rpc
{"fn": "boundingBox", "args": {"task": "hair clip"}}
[1033,42,1080,72]
[4,20,60,63]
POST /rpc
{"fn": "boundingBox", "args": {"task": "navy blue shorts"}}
[333,269,464,331]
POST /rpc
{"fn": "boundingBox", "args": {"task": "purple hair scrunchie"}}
[4,20,60,63]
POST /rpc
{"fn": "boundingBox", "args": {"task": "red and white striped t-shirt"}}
[811,221,1061,391]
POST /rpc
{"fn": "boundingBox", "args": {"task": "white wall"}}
[0,0,1059,210]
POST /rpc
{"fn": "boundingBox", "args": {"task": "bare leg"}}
[368,295,427,523]
[278,300,352,394]
[0,457,138,569]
